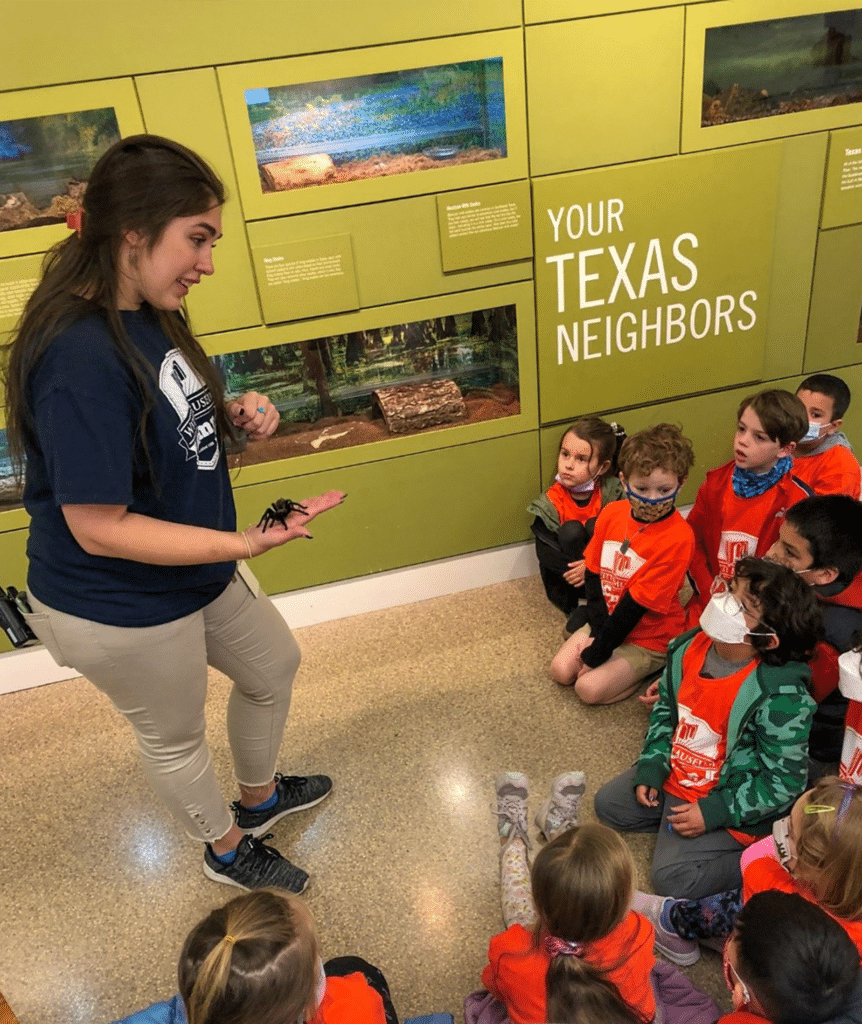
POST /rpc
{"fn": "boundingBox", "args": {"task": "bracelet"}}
[239,530,253,561]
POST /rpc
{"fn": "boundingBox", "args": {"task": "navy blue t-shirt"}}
[24,305,236,626]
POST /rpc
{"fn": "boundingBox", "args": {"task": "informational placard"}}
[533,143,782,423]
[0,253,42,334]
[437,181,532,271]
[251,234,358,324]
[822,126,862,229]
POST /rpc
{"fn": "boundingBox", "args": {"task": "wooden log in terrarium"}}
[372,379,466,434]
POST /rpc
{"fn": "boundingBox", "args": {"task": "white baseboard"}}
[0,541,539,696]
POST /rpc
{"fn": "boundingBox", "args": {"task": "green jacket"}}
[635,629,815,834]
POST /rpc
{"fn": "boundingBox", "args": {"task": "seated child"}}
[474,774,718,1024]
[764,495,862,768]
[483,774,655,1024]
[633,776,862,967]
[549,423,695,705]
[528,417,625,632]
[111,889,397,1024]
[595,557,821,901]
[793,373,861,499]
[685,389,812,625]
[719,890,861,1024]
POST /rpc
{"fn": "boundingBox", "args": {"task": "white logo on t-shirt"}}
[717,530,757,580]
[159,349,220,471]
[671,704,723,787]
[599,540,646,612]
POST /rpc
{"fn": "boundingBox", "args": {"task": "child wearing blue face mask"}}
[595,557,822,903]
[794,374,861,499]
[549,423,695,704]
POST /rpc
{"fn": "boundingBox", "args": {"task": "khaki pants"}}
[24,569,300,842]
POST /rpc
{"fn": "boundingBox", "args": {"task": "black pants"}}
[532,517,595,613]
[325,956,399,1024]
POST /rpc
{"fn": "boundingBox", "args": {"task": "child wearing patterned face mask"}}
[595,558,822,904]
[549,423,695,705]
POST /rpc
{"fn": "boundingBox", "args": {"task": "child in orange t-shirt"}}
[549,423,695,705]
[116,889,395,1024]
[793,373,861,499]
[596,558,821,903]
[685,389,813,626]
[527,416,625,632]
[482,775,656,1024]
[717,890,861,1024]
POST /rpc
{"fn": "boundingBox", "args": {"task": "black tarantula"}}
[257,498,309,532]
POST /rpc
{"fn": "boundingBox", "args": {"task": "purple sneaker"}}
[631,890,700,966]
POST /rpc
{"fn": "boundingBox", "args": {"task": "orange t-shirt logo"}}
[599,541,645,612]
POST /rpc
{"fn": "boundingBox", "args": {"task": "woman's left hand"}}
[228,393,279,440]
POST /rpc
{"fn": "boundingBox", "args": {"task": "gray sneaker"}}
[232,772,332,838]
[494,772,531,848]
[203,833,309,893]
[535,771,586,840]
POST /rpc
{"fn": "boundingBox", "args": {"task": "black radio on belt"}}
[0,586,38,648]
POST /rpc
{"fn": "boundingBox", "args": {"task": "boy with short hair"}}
[765,494,862,767]
[685,389,812,625]
[550,423,695,705]
[793,373,861,499]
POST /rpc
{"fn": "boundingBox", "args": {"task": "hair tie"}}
[544,935,584,958]
[223,935,236,945]
[835,782,858,834]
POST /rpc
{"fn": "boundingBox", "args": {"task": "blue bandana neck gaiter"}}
[732,455,792,498]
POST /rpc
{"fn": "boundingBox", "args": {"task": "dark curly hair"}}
[733,557,823,666]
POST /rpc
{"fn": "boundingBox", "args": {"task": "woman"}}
[3,134,343,892]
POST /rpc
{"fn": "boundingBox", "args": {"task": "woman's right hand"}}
[242,491,347,555]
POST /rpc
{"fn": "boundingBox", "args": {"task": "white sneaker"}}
[535,771,586,840]
[494,772,531,848]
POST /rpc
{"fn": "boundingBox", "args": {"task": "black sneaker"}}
[564,605,589,637]
[232,772,333,837]
[203,833,309,893]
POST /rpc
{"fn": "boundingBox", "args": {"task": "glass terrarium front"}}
[0,108,120,232]
[703,9,862,126]
[213,303,520,466]
[245,58,507,192]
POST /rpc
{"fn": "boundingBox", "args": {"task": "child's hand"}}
[638,681,660,708]
[636,785,660,808]
[667,802,706,837]
[563,559,586,587]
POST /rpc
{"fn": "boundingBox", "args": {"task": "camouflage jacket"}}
[635,628,815,834]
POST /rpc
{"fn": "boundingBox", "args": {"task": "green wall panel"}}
[525,10,683,176]
[135,69,262,335]
[763,134,828,380]
[525,0,711,20]
[822,127,862,230]
[0,1,521,91]
[245,192,532,316]
[233,431,540,594]
[805,225,862,373]
[533,144,782,423]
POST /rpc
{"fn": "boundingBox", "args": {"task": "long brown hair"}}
[532,824,647,1024]
[178,889,320,1024]
[2,133,233,483]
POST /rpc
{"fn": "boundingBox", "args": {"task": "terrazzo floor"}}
[0,574,731,1023]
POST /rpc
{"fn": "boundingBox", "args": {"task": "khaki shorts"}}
[574,623,666,683]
